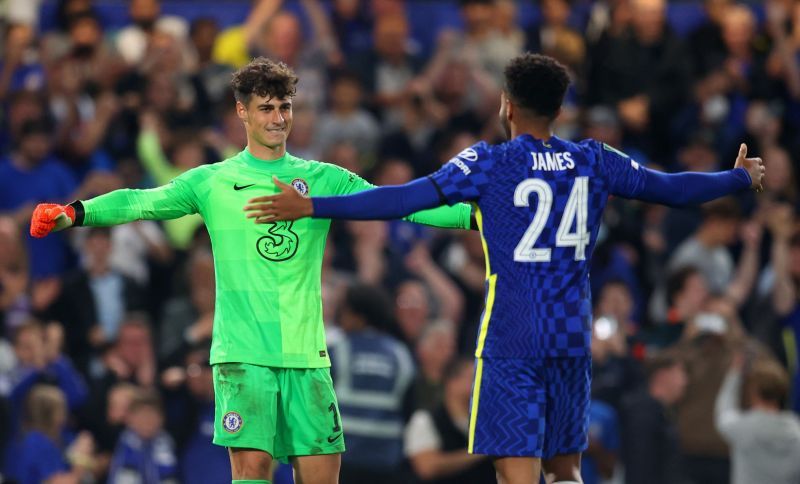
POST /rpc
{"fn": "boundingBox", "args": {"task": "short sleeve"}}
[597,142,647,198]
[429,142,493,204]
[404,410,442,456]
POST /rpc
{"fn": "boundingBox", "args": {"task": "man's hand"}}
[734,143,765,192]
[29,204,76,238]
[243,177,313,223]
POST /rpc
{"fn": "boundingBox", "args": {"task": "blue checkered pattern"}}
[430,135,646,358]
[471,357,591,458]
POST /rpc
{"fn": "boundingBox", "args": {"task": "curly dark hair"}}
[504,53,570,119]
[230,57,298,105]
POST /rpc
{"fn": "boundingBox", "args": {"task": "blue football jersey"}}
[429,134,647,358]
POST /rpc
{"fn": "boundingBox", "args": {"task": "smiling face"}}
[237,94,293,151]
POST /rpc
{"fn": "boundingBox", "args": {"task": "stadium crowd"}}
[1,0,800,483]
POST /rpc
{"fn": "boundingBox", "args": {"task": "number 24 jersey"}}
[429,134,648,359]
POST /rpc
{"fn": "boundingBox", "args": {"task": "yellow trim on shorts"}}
[468,357,484,454]
[473,206,496,358]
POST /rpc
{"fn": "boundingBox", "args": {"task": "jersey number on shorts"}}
[513,177,590,263]
[328,403,341,432]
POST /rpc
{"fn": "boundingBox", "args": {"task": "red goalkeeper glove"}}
[30,203,76,238]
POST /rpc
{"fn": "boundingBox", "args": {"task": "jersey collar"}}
[241,147,291,170]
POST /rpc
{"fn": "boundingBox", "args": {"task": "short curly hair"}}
[230,57,298,105]
[504,53,570,119]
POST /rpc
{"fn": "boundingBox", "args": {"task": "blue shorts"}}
[468,356,591,458]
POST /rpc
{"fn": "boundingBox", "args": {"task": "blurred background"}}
[1,0,800,483]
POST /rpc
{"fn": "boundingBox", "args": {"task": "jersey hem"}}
[210,356,331,369]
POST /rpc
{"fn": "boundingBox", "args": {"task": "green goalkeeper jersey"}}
[81,149,472,368]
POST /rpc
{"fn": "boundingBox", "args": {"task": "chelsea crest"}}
[291,178,309,196]
[223,411,243,433]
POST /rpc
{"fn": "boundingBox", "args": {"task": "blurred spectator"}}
[83,316,157,428]
[758,144,797,205]
[158,249,214,365]
[330,0,374,57]
[667,199,761,308]
[404,358,495,484]
[213,0,340,111]
[350,14,424,125]
[427,0,521,88]
[688,0,731,80]
[581,400,620,484]
[8,321,88,414]
[136,110,206,248]
[621,351,688,484]
[591,311,643,412]
[0,119,77,278]
[99,316,157,389]
[315,71,381,162]
[175,346,230,484]
[379,93,446,176]
[108,388,178,483]
[526,0,586,73]
[0,23,45,102]
[492,0,525,53]
[411,322,457,411]
[115,0,189,67]
[50,227,146,372]
[286,101,321,161]
[663,266,710,330]
[330,284,415,484]
[0,216,33,333]
[3,384,96,484]
[586,0,692,159]
[189,17,233,106]
[86,381,138,478]
[766,206,800,413]
[715,356,800,484]
[439,231,486,350]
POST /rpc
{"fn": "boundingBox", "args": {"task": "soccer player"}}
[249,53,765,484]
[28,57,473,484]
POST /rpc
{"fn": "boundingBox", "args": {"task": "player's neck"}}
[246,141,286,162]
[511,122,553,141]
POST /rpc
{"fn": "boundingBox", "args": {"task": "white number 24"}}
[513,177,590,262]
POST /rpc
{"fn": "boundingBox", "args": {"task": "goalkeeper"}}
[30,57,473,484]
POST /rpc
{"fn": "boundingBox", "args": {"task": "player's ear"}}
[235,100,249,124]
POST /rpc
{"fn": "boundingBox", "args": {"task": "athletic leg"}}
[494,456,541,484]
[471,358,547,484]
[274,368,345,483]
[542,357,591,484]
[229,448,273,481]
[213,364,281,481]
[542,453,582,483]
[292,454,341,484]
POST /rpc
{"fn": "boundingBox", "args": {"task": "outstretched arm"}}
[606,143,764,205]
[30,179,199,238]
[244,176,444,223]
[634,168,752,206]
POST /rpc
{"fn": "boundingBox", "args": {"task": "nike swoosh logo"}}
[327,433,342,443]
[234,183,255,191]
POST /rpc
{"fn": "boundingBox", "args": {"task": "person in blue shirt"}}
[0,119,78,279]
[3,384,95,484]
[248,53,765,484]
[108,388,178,484]
[178,345,231,484]
[329,283,416,484]
[581,400,620,484]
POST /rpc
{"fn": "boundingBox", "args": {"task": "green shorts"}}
[212,363,345,462]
